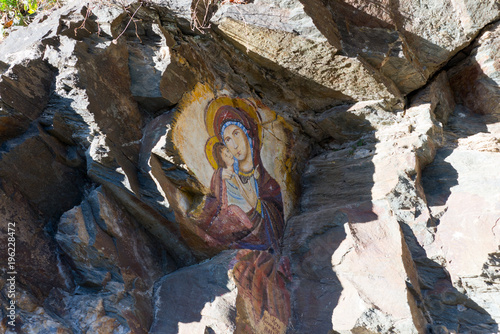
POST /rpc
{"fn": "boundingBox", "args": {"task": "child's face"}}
[221,146,234,167]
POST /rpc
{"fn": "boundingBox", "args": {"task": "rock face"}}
[0,0,499,333]
[300,0,500,94]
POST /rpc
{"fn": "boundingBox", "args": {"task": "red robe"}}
[192,166,284,252]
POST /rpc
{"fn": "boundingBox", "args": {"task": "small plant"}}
[190,0,250,34]
[1,0,145,43]
[0,0,58,38]
[74,1,145,43]
[347,139,365,156]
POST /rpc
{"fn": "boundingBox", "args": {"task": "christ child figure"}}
[213,142,256,214]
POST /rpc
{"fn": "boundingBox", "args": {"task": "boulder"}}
[0,55,53,142]
[213,0,403,108]
[0,183,73,303]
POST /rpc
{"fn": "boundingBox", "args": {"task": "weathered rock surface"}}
[301,0,500,94]
[0,54,53,142]
[0,125,86,219]
[285,98,434,333]
[211,0,404,110]
[0,0,499,333]
[56,187,173,289]
[420,110,500,332]
[0,182,73,300]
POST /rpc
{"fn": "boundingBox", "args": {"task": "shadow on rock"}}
[419,106,500,332]
[284,107,382,332]
[421,148,458,220]
[150,250,238,334]
[401,224,499,333]
[419,71,500,331]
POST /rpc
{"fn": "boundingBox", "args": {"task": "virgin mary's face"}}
[223,124,250,162]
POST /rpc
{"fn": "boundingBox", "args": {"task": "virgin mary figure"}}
[189,98,291,332]
[191,102,285,253]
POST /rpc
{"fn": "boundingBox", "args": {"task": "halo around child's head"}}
[205,136,220,170]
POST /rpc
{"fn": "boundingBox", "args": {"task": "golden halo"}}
[205,136,220,170]
[205,96,262,144]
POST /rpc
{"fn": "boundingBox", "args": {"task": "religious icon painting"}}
[171,86,297,333]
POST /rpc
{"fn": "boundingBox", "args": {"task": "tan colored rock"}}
[330,201,425,333]
[285,107,428,332]
[459,249,500,323]
[397,0,499,69]
[376,77,499,332]
[286,72,461,333]
[287,199,426,333]
[421,109,500,329]
[300,0,500,94]
[428,159,500,279]
[214,0,334,42]
[413,75,500,332]
[420,72,456,125]
[216,18,403,106]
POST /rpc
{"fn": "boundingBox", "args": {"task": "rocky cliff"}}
[0,0,499,333]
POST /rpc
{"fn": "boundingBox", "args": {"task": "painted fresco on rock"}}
[173,91,293,333]
[193,98,284,251]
